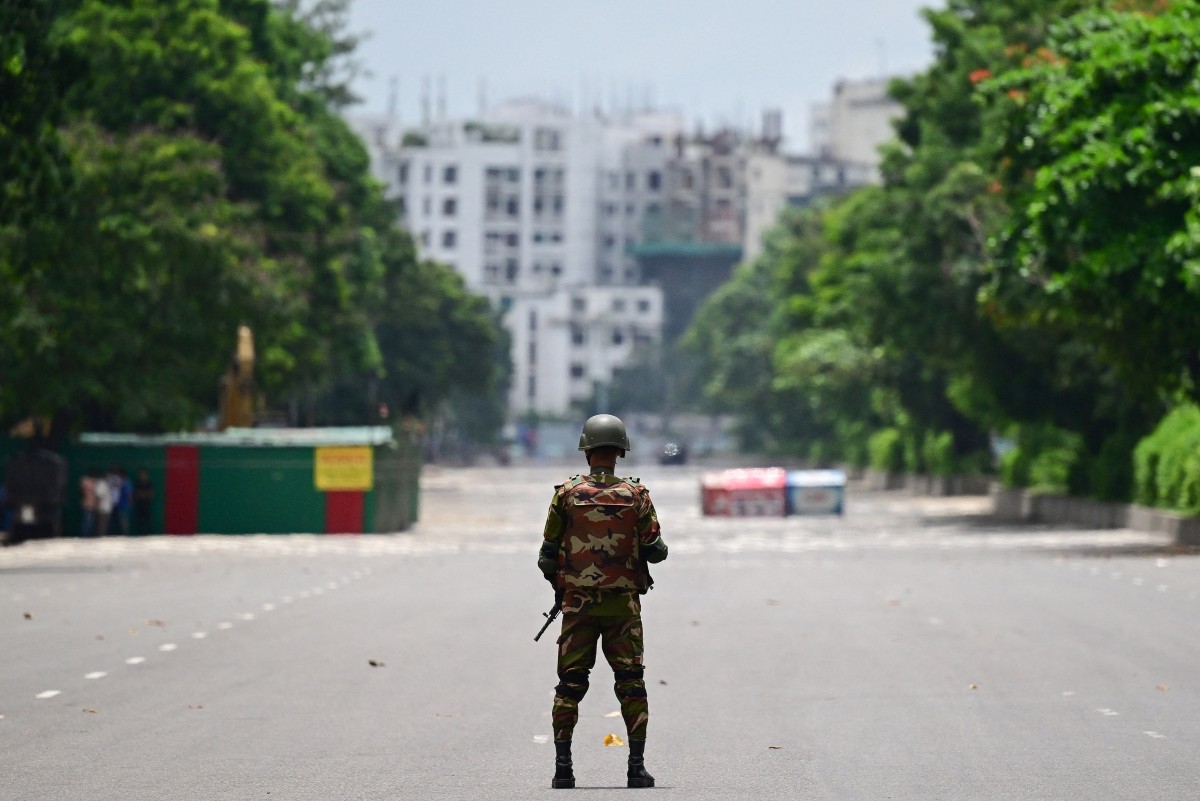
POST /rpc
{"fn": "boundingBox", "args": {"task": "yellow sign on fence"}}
[314,446,374,491]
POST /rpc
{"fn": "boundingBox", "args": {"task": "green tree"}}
[989,1,1200,400]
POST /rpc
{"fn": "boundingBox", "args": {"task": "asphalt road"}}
[2,463,1198,801]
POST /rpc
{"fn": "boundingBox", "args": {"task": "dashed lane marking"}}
[158,643,177,652]
[1145,731,1167,739]
[125,657,145,665]
[1096,708,1120,716]
[191,632,207,639]
[84,671,107,680]
[35,691,60,699]
[237,613,255,621]
[218,622,233,630]
[262,603,276,611]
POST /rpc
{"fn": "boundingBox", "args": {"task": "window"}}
[552,195,564,214]
[550,231,563,243]
[398,163,409,184]
[420,230,430,247]
[572,297,586,312]
[637,299,651,313]
[717,166,733,188]
[571,326,585,346]
[442,197,457,216]
[423,164,432,184]
[527,375,536,399]
[506,232,519,247]
[422,196,431,216]
[528,342,537,364]
[529,310,538,330]
[681,170,694,190]
[505,259,518,281]
[551,264,562,276]
[442,230,456,248]
[533,231,544,244]
[613,298,626,312]
[612,329,625,345]
[535,128,561,151]
[506,197,519,216]
[570,363,585,379]
[647,171,662,191]
[625,171,636,191]
[443,165,458,184]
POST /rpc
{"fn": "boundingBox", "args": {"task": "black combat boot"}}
[552,739,575,789]
[627,739,655,788]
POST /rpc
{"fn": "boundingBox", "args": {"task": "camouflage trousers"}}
[552,612,648,742]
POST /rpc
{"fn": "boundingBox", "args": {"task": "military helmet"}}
[578,414,631,452]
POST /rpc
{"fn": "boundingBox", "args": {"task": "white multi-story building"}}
[744,81,903,261]
[810,77,902,167]
[380,101,667,418]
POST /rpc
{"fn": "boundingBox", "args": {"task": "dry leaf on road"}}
[604,733,625,747]
[768,746,782,750]
[82,708,98,714]
[369,660,386,667]
[23,612,32,620]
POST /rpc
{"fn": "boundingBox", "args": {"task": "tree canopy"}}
[686,0,1191,499]
[1,0,507,442]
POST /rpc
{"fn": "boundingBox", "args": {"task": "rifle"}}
[534,597,562,642]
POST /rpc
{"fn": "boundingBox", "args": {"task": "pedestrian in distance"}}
[79,469,98,537]
[113,467,133,536]
[133,468,154,535]
[537,414,669,790]
[94,469,113,537]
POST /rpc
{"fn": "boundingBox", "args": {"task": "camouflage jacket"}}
[538,467,667,597]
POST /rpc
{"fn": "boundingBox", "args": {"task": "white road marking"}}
[218,621,233,630]
[1089,566,1100,575]
[1157,585,1169,592]
[191,632,207,639]
[125,657,146,665]
[1096,708,1119,716]
[84,671,107,680]
[533,735,550,743]
[1132,578,1145,586]
[282,596,293,604]
[1110,573,1122,579]
[299,591,311,599]
[262,603,276,611]
[1062,691,1075,696]
[35,690,60,699]
[237,613,255,621]
[158,643,178,652]
[1144,731,1167,739]
[312,588,325,595]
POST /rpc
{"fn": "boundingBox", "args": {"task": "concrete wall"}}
[990,485,1200,546]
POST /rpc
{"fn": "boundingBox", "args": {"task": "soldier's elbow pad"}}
[644,539,668,564]
[537,554,557,576]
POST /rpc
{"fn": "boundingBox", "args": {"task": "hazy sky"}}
[344,0,936,150]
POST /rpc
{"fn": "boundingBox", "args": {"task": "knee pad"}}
[556,669,590,701]
[613,666,644,682]
[617,684,648,701]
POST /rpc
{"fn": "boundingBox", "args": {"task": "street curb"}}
[991,485,1200,546]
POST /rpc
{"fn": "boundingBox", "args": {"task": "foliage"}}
[682,0,1175,500]
[867,428,904,473]
[988,2,1200,401]
[1133,404,1200,513]
[0,0,507,441]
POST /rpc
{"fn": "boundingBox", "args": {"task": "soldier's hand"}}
[544,572,557,590]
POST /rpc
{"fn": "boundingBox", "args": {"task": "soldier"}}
[537,414,669,789]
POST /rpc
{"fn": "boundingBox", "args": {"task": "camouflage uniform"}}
[538,466,668,744]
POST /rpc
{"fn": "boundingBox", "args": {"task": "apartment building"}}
[380,101,667,418]
[744,79,903,261]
